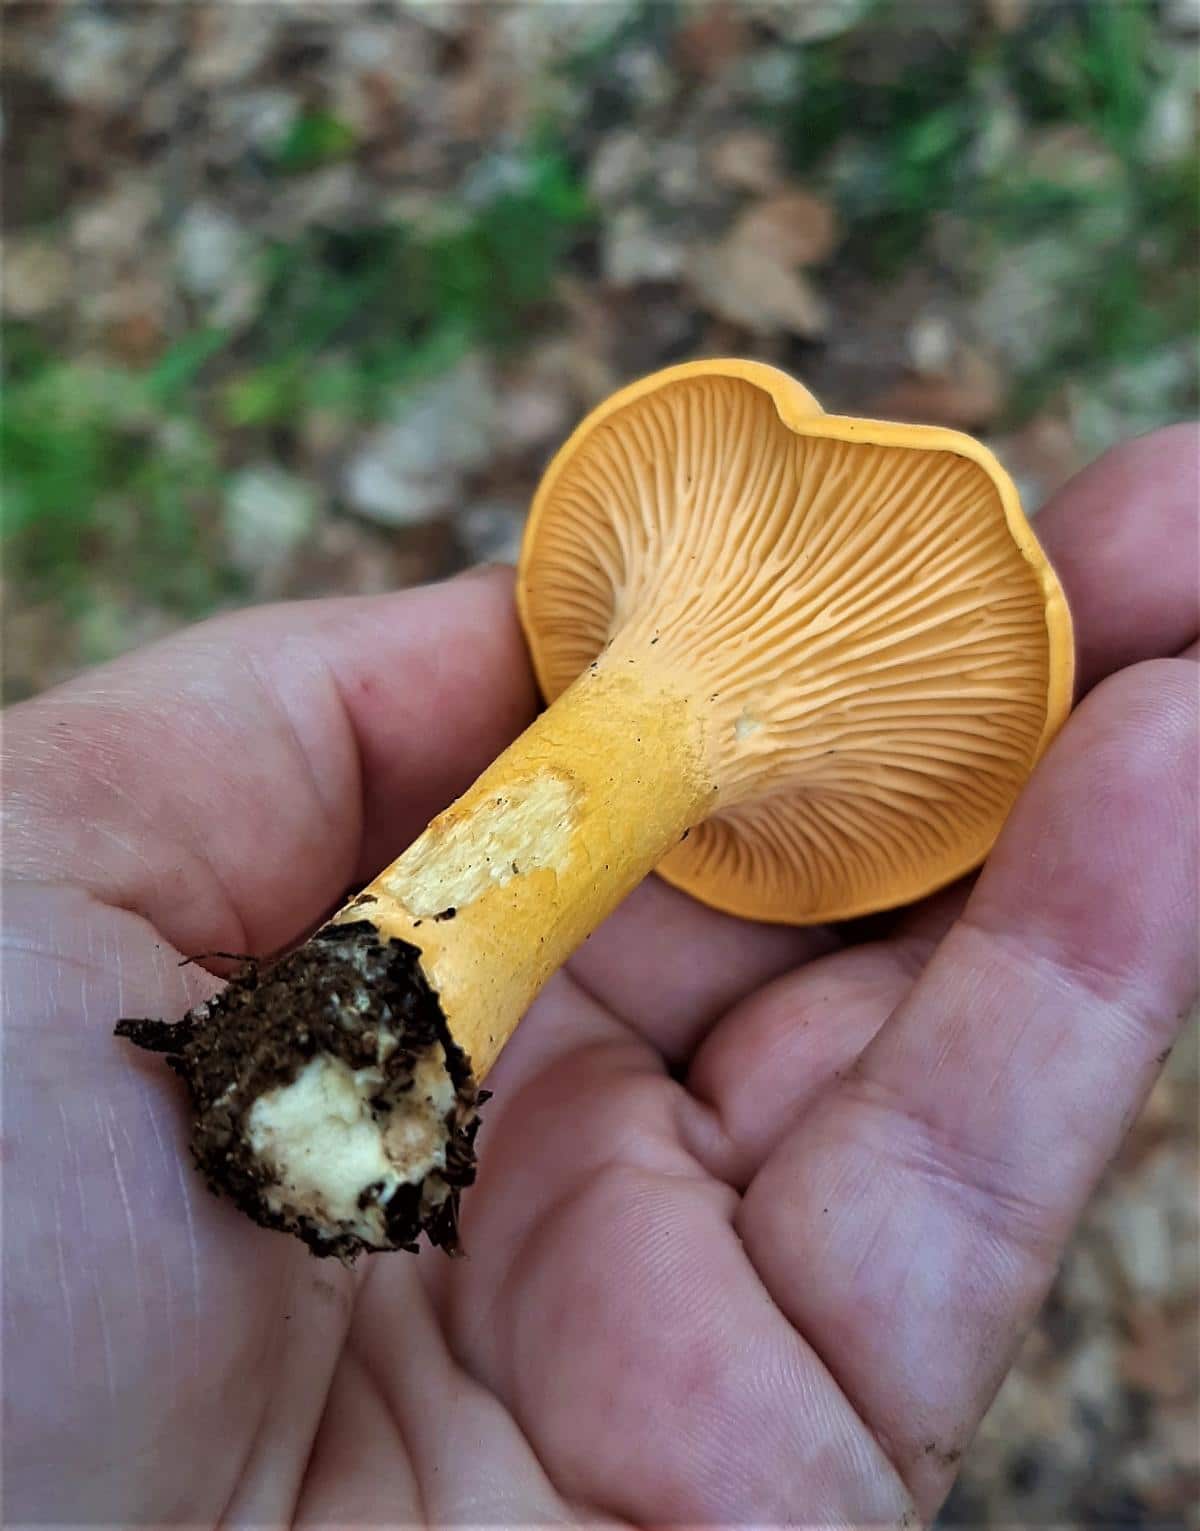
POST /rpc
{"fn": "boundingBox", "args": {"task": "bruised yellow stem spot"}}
[384,772,579,918]
[339,650,715,1080]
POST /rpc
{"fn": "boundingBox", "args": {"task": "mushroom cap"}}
[516,359,1073,924]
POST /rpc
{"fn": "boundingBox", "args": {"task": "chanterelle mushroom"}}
[117,359,1074,1260]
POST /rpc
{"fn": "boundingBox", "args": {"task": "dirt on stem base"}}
[116,921,484,1262]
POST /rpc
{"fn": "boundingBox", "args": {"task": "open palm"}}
[4,429,1196,1528]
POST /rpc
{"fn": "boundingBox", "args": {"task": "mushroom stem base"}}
[116,922,482,1262]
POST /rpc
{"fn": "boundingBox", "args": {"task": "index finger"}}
[1,569,537,959]
[1036,421,1199,695]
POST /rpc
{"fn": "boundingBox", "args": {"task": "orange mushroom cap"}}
[517,359,1074,924]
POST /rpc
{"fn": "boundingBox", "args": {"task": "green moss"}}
[212,143,591,428]
[1,350,231,612]
[272,109,357,173]
[2,134,592,639]
[773,0,1195,406]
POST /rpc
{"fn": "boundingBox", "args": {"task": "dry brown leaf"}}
[1027,124,1123,188]
[873,347,1003,430]
[871,376,999,431]
[688,240,828,337]
[707,129,781,193]
[107,310,164,366]
[686,183,836,336]
[734,186,838,267]
[2,239,73,318]
[675,1,750,76]
[1120,1303,1191,1400]
[984,0,1031,31]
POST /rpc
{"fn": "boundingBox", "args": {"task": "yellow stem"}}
[335,649,715,1079]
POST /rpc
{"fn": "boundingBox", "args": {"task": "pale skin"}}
[2,426,1197,1528]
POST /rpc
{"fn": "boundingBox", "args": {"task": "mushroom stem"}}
[119,646,716,1259]
[345,644,715,1080]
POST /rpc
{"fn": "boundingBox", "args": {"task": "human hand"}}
[3,427,1196,1527]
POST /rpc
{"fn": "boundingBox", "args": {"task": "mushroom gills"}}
[519,361,1074,922]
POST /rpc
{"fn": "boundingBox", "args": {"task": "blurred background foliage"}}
[3,0,1197,698]
[1,2,1198,1524]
